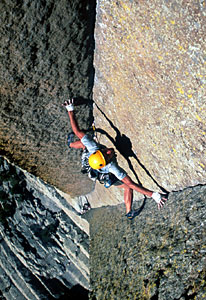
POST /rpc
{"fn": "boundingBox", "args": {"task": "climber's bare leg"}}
[70,140,85,149]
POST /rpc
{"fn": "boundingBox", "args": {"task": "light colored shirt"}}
[81,134,127,180]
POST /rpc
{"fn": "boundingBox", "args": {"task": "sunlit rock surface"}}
[1,1,206,299]
[87,4,206,297]
[93,0,206,200]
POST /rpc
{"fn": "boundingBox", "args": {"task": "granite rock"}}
[93,0,206,198]
[0,0,96,196]
[88,184,206,300]
[1,1,206,299]
[0,156,90,299]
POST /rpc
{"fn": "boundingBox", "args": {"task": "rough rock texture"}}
[0,0,96,196]
[88,185,206,300]
[93,0,206,201]
[0,156,90,300]
[1,1,206,300]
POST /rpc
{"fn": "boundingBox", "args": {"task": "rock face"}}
[1,1,206,300]
[0,0,95,196]
[88,185,206,300]
[93,0,206,199]
[0,156,90,300]
[1,162,206,300]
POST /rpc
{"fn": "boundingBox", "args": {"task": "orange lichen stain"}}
[118,16,127,23]
[177,88,184,95]
[196,114,202,122]
[178,45,186,52]
[160,97,165,104]
[199,163,205,168]
[154,13,160,22]
[122,3,131,12]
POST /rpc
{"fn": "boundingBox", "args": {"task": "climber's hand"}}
[152,192,168,210]
[62,99,74,112]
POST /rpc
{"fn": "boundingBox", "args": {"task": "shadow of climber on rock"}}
[95,103,168,194]
[62,99,168,220]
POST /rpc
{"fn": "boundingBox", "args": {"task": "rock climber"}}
[63,99,167,219]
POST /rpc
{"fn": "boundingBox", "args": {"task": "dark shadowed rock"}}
[0,156,90,299]
[88,185,206,300]
[1,1,206,300]
[0,0,96,196]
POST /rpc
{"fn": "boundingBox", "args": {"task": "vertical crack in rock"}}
[1,0,206,299]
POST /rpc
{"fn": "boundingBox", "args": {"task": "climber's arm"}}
[67,111,85,139]
[62,100,85,139]
[122,175,167,209]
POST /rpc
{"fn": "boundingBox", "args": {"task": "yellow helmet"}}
[88,150,106,169]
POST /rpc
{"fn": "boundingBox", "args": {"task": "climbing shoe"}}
[125,210,138,220]
[67,132,74,147]
[82,202,91,213]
